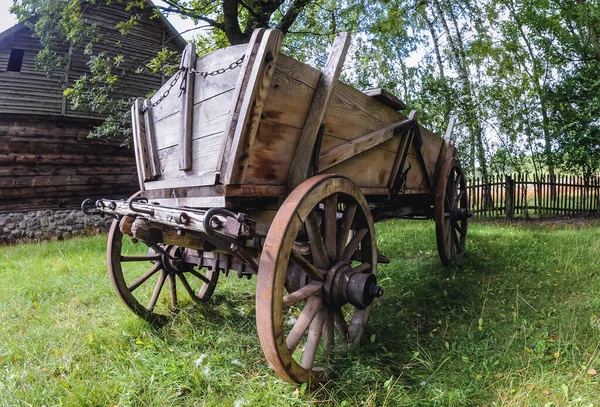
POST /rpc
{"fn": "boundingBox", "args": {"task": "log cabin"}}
[0,0,186,241]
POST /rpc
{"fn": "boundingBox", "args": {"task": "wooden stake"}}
[287,32,351,189]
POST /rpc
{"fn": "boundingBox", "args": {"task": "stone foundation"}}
[0,209,113,244]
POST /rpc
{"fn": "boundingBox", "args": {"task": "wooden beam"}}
[363,88,406,111]
[388,111,419,193]
[143,99,161,179]
[433,116,458,187]
[131,97,151,188]
[219,29,283,185]
[318,117,416,171]
[179,43,196,171]
[286,32,351,189]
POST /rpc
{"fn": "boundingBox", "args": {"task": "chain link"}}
[141,55,246,113]
[190,55,245,79]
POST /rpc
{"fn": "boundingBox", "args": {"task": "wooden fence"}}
[467,174,600,218]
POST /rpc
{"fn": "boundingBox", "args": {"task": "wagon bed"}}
[132,30,454,211]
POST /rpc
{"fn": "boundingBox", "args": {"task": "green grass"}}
[1,219,600,406]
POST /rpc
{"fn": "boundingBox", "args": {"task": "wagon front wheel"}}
[107,219,219,324]
[256,174,381,384]
[435,158,469,265]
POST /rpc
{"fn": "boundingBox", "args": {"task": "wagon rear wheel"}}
[256,174,382,384]
[107,220,219,323]
[435,158,469,265]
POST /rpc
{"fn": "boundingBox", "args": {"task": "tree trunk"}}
[425,13,451,126]
[430,0,491,207]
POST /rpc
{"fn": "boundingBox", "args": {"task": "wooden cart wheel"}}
[107,219,219,323]
[435,158,469,265]
[256,174,381,384]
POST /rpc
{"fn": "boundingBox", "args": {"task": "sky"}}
[0,0,196,39]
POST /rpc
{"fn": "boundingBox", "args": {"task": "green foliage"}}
[9,0,600,171]
[2,220,600,405]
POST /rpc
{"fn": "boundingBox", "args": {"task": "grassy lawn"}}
[1,219,600,406]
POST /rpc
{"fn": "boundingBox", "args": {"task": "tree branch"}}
[222,0,247,44]
[276,0,312,36]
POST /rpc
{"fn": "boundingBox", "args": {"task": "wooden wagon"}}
[83,29,469,384]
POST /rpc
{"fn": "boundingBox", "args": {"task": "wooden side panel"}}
[244,55,320,185]
[319,82,444,193]
[243,54,444,193]
[220,29,283,185]
[142,46,247,191]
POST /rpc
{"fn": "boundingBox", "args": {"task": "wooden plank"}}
[363,88,406,111]
[221,29,284,185]
[143,99,161,178]
[318,118,414,171]
[218,29,267,181]
[145,132,224,190]
[287,32,351,189]
[180,43,196,170]
[131,98,151,187]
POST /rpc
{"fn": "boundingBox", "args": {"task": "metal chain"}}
[190,55,245,78]
[141,55,246,113]
[141,68,183,112]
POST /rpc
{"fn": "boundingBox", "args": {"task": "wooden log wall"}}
[0,28,67,115]
[0,0,184,118]
[0,114,138,212]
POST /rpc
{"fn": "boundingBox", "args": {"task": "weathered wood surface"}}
[221,29,283,185]
[287,32,350,189]
[0,116,137,211]
[364,88,406,111]
[179,43,196,170]
[0,0,183,118]
[137,30,449,202]
[142,45,247,191]
[242,51,443,194]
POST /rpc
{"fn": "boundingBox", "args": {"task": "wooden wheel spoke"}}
[455,188,465,205]
[301,307,327,370]
[283,282,323,309]
[168,273,178,311]
[349,310,367,341]
[337,203,357,256]
[177,272,198,301]
[127,262,162,292]
[148,269,167,312]
[454,222,465,236]
[189,269,210,284]
[340,228,368,263]
[120,255,161,262]
[306,211,329,269]
[333,309,349,341]
[324,194,338,263]
[290,250,324,281]
[322,310,334,359]
[286,296,322,353]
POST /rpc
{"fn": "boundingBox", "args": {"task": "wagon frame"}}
[83,29,470,384]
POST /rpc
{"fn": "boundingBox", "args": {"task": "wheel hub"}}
[323,262,383,310]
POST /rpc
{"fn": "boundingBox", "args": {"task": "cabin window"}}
[7,49,25,72]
